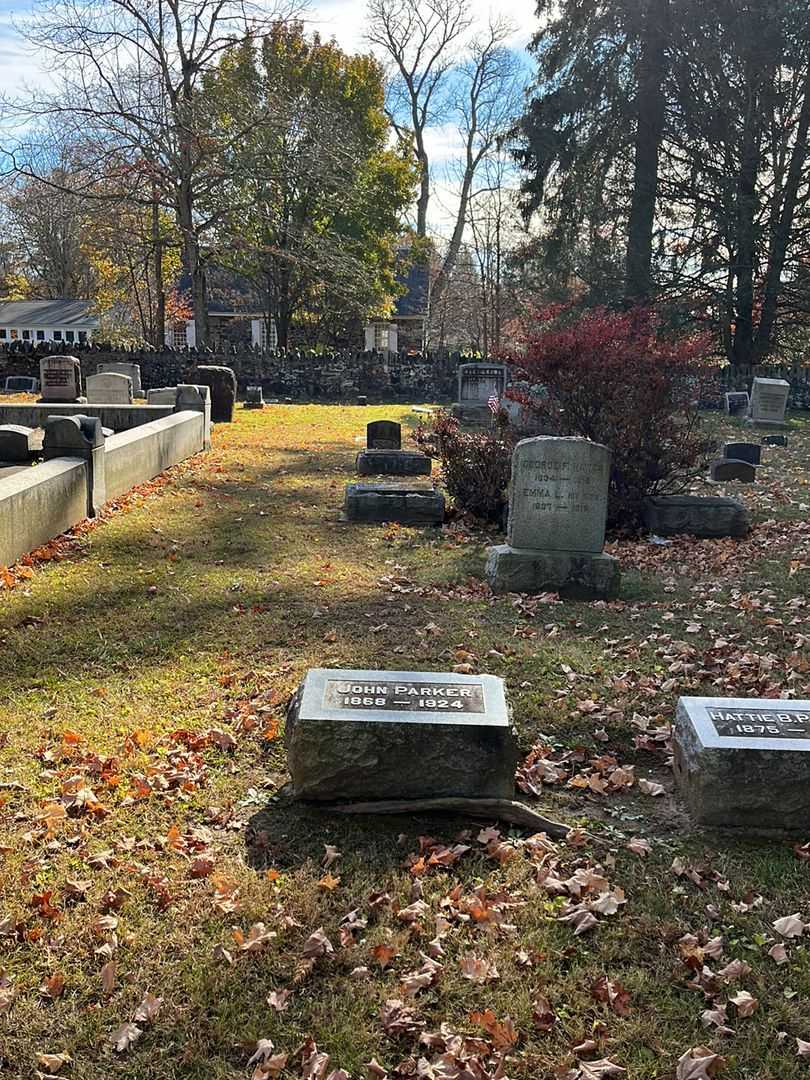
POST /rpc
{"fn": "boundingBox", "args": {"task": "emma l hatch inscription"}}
[323,678,486,714]
[708,707,810,740]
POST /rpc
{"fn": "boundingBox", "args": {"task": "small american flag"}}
[487,393,500,414]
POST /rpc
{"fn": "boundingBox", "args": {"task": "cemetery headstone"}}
[97,362,143,398]
[344,481,444,525]
[147,387,177,405]
[357,395,368,406]
[39,355,84,403]
[746,377,790,429]
[673,696,810,830]
[724,391,750,417]
[0,424,36,463]
[193,365,236,423]
[244,385,265,409]
[3,376,39,394]
[42,414,106,515]
[86,372,134,405]
[709,459,756,483]
[762,434,788,447]
[286,668,517,801]
[367,420,402,450]
[723,442,761,466]
[452,363,509,423]
[175,384,212,449]
[642,495,750,538]
[486,435,620,599]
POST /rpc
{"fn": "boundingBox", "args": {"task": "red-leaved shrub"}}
[414,411,515,523]
[516,306,716,530]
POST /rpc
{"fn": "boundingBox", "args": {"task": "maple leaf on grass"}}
[773,913,806,938]
[532,995,556,1031]
[267,988,291,1011]
[233,922,276,953]
[591,976,631,1016]
[728,990,758,1017]
[797,1038,810,1057]
[37,1052,71,1073]
[470,1008,519,1050]
[460,954,499,983]
[371,943,398,969]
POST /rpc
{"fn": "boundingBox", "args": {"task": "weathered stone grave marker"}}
[3,376,39,394]
[674,696,810,830]
[193,365,236,422]
[452,363,508,423]
[244,385,265,409]
[709,458,756,483]
[344,481,444,524]
[746,377,790,429]
[86,372,133,405]
[0,424,36,462]
[42,414,106,515]
[286,668,517,801]
[39,355,84,403]
[367,420,401,449]
[356,419,431,476]
[642,495,750,538]
[486,435,620,598]
[724,391,750,417]
[98,362,143,398]
[722,442,761,466]
[147,387,177,405]
[762,434,788,447]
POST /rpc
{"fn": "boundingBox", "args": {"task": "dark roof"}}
[178,268,263,315]
[394,259,429,318]
[0,299,99,328]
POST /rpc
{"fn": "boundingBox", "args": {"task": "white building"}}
[0,300,99,345]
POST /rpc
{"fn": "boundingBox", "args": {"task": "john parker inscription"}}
[323,678,486,714]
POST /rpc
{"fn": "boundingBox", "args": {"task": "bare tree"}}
[367,1,522,310]
[7,0,293,346]
[367,0,471,239]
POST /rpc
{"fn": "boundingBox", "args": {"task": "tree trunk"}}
[754,64,810,361]
[430,159,476,308]
[624,0,668,306]
[731,64,761,368]
[415,148,430,238]
[152,191,165,349]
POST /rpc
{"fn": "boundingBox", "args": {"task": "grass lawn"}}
[1,403,809,1080]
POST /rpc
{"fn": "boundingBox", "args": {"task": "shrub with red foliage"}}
[415,411,515,524]
[516,306,717,531]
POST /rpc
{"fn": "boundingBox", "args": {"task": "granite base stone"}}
[673,697,810,831]
[356,449,432,476]
[286,669,517,802]
[643,495,751,538]
[344,483,444,525]
[486,544,620,599]
[743,417,790,431]
[451,402,494,424]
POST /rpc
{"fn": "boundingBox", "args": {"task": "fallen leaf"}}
[267,989,291,1012]
[773,913,805,938]
[133,991,163,1023]
[302,927,334,958]
[100,961,116,994]
[109,1021,142,1053]
[729,990,758,1017]
[675,1045,725,1079]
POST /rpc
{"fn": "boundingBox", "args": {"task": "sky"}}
[0,0,539,237]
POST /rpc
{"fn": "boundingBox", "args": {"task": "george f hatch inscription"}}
[508,436,612,553]
[323,678,486,714]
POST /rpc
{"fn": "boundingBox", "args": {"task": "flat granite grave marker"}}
[746,377,790,429]
[357,419,430,476]
[642,495,750,538]
[39,355,84,403]
[344,481,444,524]
[3,376,39,394]
[673,696,810,830]
[762,434,788,447]
[487,435,620,598]
[286,668,518,801]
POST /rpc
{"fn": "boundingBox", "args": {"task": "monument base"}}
[451,402,493,424]
[743,418,790,431]
[356,449,431,476]
[38,396,87,405]
[243,402,265,410]
[486,544,620,599]
[344,482,444,525]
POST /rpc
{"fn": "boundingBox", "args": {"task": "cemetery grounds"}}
[1,403,809,1080]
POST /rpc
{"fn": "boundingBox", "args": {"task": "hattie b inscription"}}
[708,707,810,740]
